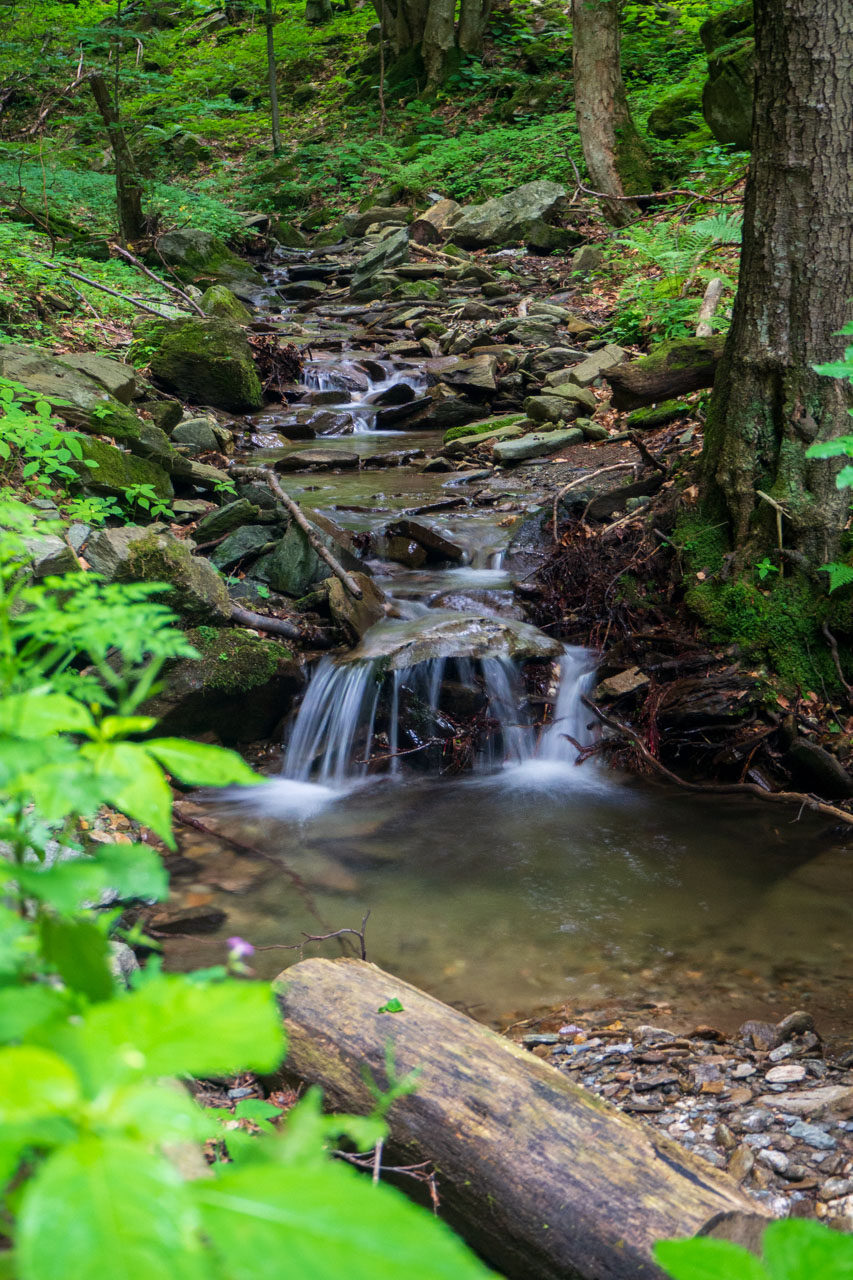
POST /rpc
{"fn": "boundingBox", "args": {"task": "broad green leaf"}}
[0,692,95,739]
[39,917,114,1003]
[762,1220,853,1280]
[81,742,174,846]
[17,1138,206,1280]
[52,976,284,1092]
[92,1082,207,1146]
[0,905,36,977]
[145,739,261,788]
[805,438,853,459]
[198,1159,494,1280]
[0,1047,80,1124]
[98,716,158,740]
[836,464,853,489]
[813,360,853,379]
[0,985,70,1043]
[13,759,117,823]
[15,844,167,913]
[654,1239,768,1280]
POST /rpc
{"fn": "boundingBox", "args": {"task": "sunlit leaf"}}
[0,1047,80,1124]
[145,739,261,788]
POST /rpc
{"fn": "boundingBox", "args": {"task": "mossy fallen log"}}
[605,336,725,410]
[275,958,769,1280]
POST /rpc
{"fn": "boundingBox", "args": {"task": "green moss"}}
[134,316,263,413]
[73,437,173,499]
[185,626,287,694]
[200,285,252,323]
[443,414,525,445]
[123,531,231,623]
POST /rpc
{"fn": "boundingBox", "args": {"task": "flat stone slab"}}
[494,428,583,464]
[274,449,360,471]
[339,610,563,669]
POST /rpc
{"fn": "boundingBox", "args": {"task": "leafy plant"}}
[804,321,853,591]
[125,481,174,521]
[62,493,123,526]
[0,377,96,498]
[0,499,490,1279]
[754,557,779,582]
[655,1218,853,1280]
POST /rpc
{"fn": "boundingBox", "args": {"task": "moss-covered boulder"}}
[137,317,263,412]
[120,529,231,623]
[700,1,754,150]
[647,89,706,140]
[153,229,263,289]
[72,438,173,500]
[200,285,252,323]
[442,414,525,446]
[142,625,304,744]
[251,521,327,596]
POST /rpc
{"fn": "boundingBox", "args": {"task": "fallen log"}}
[605,335,725,410]
[275,958,769,1280]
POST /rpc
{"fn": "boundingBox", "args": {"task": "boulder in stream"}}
[153,229,264,290]
[447,181,568,249]
[339,611,563,670]
[138,316,263,412]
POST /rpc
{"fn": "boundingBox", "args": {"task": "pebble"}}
[728,1145,755,1181]
[733,1063,757,1079]
[745,1134,774,1149]
[819,1178,853,1200]
[767,1064,806,1084]
[739,1109,772,1133]
[788,1121,836,1151]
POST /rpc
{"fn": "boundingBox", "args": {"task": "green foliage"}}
[124,482,173,521]
[0,498,491,1279]
[804,322,853,593]
[655,1219,853,1280]
[0,377,95,497]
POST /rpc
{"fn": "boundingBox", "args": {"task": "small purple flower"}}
[227,936,255,960]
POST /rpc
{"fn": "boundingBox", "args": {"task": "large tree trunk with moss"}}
[571,0,655,227]
[276,957,770,1280]
[90,73,144,246]
[702,0,853,568]
[373,0,489,87]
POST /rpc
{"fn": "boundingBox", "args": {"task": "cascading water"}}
[302,358,428,434]
[281,643,596,786]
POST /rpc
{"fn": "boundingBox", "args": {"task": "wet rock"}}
[140,400,184,434]
[209,525,272,571]
[373,535,428,568]
[327,573,388,641]
[281,279,328,301]
[758,1149,790,1174]
[386,518,465,562]
[494,428,582,464]
[23,533,78,579]
[740,1019,780,1051]
[342,206,412,237]
[784,739,853,799]
[172,417,219,452]
[594,667,650,700]
[448,181,567,249]
[340,610,563,670]
[789,1122,836,1151]
[274,448,359,471]
[350,228,410,295]
[253,521,325,596]
[139,316,263,412]
[777,1011,817,1041]
[200,284,253,323]
[195,498,262,541]
[366,382,416,406]
[148,904,228,934]
[301,508,368,576]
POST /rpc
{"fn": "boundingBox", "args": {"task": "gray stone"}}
[327,573,388,641]
[169,457,231,492]
[788,1121,837,1150]
[548,382,598,411]
[594,667,650,700]
[386,518,464,562]
[567,344,628,387]
[493,428,583,464]
[436,352,498,394]
[154,229,263,288]
[533,347,587,375]
[448,181,567,249]
[55,352,137,404]
[83,524,152,578]
[120,529,232,623]
[342,206,412,237]
[571,245,603,276]
[74,438,173,500]
[195,498,262,541]
[274,448,359,472]
[172,418,219,452]
[523,395,583,425]
[209,524,272,570]
[758,1149,789,1174]
[23,533,78,578]
[340,610,563,670]
[350,228,410,295]
[253,521,326,596]
[756,1087,853,1118]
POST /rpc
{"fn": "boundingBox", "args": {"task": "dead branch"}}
[580,695,853,827]
[695,277,725,335]
[551,463,636,542]
[34,259,175,319]
[111,245,206,316]
[256,911,371,961]
[230,464,364,600]
[626,432,667,474]
[822,623,853,704]
[229,603,331,646]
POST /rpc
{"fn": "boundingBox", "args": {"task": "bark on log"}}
[605,336,725,410]
[275,958,769,1280]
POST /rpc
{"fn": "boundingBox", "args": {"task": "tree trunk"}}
[265,0,282,152]
[457,0,492,54]
[702,0,853,567]
[275,958,770,1280]
[89,73,144,246]
[571,0,654,227]
[421,0,455,87]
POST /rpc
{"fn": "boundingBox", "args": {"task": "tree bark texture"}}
[457,0,493,54]
[275,958,770,1280]
[571,0,655,227]
[374,0,489,87]
[89,73,145,245]
[702,0,853,566]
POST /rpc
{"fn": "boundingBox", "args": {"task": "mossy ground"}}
[189,626,289,695]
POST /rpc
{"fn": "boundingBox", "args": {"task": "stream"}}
[167,258,853,1039]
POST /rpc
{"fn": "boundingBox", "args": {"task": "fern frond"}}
[691,213,743,244]
[820,561,853,593]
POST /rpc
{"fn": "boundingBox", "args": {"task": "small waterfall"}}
[281,645,596,786]
[301,360,427,434]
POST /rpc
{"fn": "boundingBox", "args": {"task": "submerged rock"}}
[339,611,562,670]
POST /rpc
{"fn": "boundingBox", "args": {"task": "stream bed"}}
[166,261,853,1041]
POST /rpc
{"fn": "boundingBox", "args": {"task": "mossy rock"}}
[626,399,693,430]
[647,89,705,141]
[443,414,525,445]
[121,529,231,623]
[700,1,753,54]
[251,521,327,597]
[392,280,442,300]
[703,37,754,150]
[136,316,263,413]
[72,438,173,500]
[271,219,310,248]
[200,285,252,323]
[152,229,263,287]
[142,625,303,744]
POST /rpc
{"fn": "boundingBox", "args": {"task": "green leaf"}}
[805,438,853,459]
[145,739,261,788]
[0,1047,80,1124]
[836,465,853,490]
[14,844,167,913]
[52,976,284,1092]
[0,985,70,1043]
[81,742,174,846]
[820,562,853,593]
[39,917,114,1002]
[654,1239,768,1280]
[378,997,404,1013]
[0,691,95,739]
[98,716,158,740]
[17,1138,206,1280]
[198,1159,494,1280]
[762,1220,853,1280]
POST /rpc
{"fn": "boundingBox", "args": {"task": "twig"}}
[230,464,364,600]
[372,1139,384,1185]
[111,245,206,316]
[626,432,667,474]
[34,259,175,319]
[256,911,371,961]
[551,463,636,542]
[566,155,744,210]
[822,622,853,704]
[580,696,853,827]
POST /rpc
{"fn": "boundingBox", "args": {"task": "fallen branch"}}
[822,623,853,704]
[229,602,325,644]
[581,695,853,827]
[626,432,667,475]
[566,155,744,211]
[230,464,364,600]
[34,259,176,319]
[695,277,725,335]
[256,911,371,961]
[111,245,206,316]
[551,463,637,542]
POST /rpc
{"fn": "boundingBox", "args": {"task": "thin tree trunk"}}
[571,0,654,227]
[422,0,455,87]
[457,0,492,54]
[265,0,282,153]
[89,73,145,245]
[702,0,853,567]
